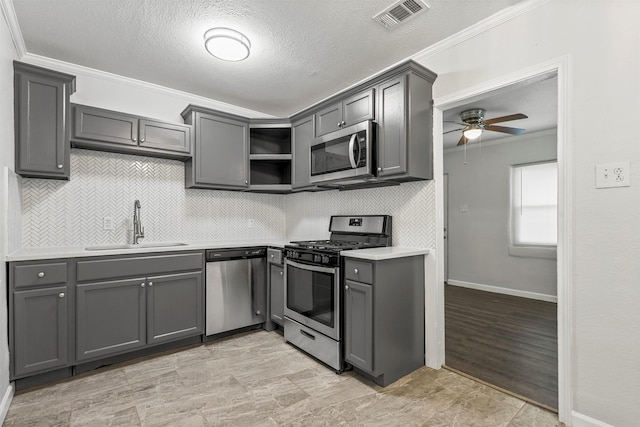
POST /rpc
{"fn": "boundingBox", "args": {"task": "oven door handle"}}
[348,133,358,169]
[285,259,338,275]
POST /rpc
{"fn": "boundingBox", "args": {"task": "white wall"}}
[0,5,19,421]
[444,130,557,299]
[417,1,640,425]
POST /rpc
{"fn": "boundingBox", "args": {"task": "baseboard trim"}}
[0,382,15,424]
[446,280,557,303]
[571,411,614,427]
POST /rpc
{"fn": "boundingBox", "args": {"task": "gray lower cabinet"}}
[376,70,435,181]
[269,264,284,326]
[182,106,249,190]
[147,272,203,345]
[343,256,425,386]
[13,286,68,377]
[72,104,191,159]
[14,61,76,179]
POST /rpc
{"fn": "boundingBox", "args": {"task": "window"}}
[511,161,558,251]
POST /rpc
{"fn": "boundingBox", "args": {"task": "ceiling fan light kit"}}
[204,27,251,62]
[451,108,529,146]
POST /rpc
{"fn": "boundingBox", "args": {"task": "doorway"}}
[431,57,572,423]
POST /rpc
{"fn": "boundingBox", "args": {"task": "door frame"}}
[429,55,572,423]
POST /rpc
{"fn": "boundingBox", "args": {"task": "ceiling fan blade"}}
[456,135,467,146]
[485,124,526,135]
[443,128,465,135]
[484,113,528,125]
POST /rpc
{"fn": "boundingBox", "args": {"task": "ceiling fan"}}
[445,109,528,146]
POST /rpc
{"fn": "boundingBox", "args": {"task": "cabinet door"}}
[76,278,146,361]
[13,286,68,377]
[15,68,71,179]
[314,102,342,137]
[195,112,249,188]
[270,264,284,326]
[139,119,191,154]
[146,271,203,345]
[292,115,315,190]
[74,106,139,147]
[342,88,375,127]
[344,279,373,372]
[377,76,407,177]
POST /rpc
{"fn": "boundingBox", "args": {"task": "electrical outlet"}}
[596,162,630,188]
[103,216,115,230]
[248,218,255,229]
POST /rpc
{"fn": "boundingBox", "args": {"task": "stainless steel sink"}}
[85,242,188,251]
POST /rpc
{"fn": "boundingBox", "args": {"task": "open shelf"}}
[249,126,292,190]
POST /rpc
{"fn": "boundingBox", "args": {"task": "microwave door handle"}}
[348,133,358,168]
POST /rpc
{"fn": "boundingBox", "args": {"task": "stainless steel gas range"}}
[283,215,392,372]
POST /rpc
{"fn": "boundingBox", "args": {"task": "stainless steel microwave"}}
[309,120,374,184]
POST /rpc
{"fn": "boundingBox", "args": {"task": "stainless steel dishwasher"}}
[205,247,266,336]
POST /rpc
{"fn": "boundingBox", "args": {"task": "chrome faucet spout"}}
[133,199,145,244]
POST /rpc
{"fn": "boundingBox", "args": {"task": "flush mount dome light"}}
[204,28,251,61]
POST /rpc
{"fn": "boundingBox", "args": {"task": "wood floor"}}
[444,284,558,410]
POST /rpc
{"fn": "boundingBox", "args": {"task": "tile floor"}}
[4,330,562,426]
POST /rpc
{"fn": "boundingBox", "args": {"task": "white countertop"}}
[6,240,288,262]
[341,246,429,261]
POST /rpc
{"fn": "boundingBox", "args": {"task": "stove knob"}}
[313,255,321,263]
[322,255,330,264]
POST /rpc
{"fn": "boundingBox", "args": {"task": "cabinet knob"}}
[58,292,65,298]
[280,271,283,276]
[255,310,261,315]
[57,164,63,169]
[377,167,382,172]
[37,272,45,278]
[148,281,153,287]
[133,137,137,142]
[141,282,145,288]
[341,120,346,126]
[140,138,145,143]
[345,285,349,290]
[245,180,248,185]
[337,122,341,128]
[354,268,359,274]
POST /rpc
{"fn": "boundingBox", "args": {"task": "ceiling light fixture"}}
[204,28,251,62]
[463,124,482,140]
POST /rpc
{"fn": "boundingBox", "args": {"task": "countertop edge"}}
[341,247,430,260]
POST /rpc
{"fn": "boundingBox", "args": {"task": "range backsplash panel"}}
[285,181,436,249]
[21,149,286,247]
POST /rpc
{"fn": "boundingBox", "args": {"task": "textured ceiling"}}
[12,0,524,117]
[443,75,558,149]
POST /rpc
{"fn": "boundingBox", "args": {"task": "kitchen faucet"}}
[133,199,145,244]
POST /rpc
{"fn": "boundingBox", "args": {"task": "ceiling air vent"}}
[373,0,429,30]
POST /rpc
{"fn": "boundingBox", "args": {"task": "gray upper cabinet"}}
[314,88,375,137]
[292,115,315,190]
[182,106,249,190]
[14,61,76,180]
[13,286,68,377]
[72,105,191,160]
[376,70,435,181]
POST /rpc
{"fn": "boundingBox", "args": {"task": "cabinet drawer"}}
[77,253,203,282]
[344,259,373,284]
[13,262,68,289]
[267,248,283,265]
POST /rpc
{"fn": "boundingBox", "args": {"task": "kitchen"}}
[1,1,639,427]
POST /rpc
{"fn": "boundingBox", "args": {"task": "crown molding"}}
[411,0,551,62]
[0,0,26,57]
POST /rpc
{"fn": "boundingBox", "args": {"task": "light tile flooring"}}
[4,330,562,426]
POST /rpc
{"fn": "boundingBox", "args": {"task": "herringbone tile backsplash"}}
[21,150,436,249]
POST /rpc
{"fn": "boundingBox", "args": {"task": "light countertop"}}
[341,246,429,261]
[6,240,288,262]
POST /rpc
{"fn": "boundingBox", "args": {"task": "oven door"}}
[309,120,373,184]
[284,259,340,340]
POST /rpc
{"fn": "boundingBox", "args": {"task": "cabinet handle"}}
[57,164,63,169]
[58,292,65,298]
[345,285,349,290]
[354,268,359,274]
[141,282,145,288]
[148,281,153,287]
[37,272,45,278]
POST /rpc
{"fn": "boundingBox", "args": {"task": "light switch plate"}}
[596,162,630,188]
